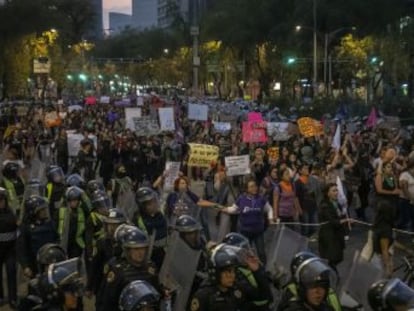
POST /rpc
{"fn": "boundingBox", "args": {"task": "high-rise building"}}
[109,12,132,34]
[131,0,158,30]
[157,0,212,28]
[88,0,104,40]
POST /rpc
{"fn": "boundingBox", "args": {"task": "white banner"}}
[133,117,160,136]
[158,107,175,131]
[164,161,181,191]
[125,108,142,130]
[100,96,110,104]
[67,133,84,157]
[137,96,144,106]
[188,103,208,121]
[267,122,290,141]
[225,155,251,176]
[213,121,231,133]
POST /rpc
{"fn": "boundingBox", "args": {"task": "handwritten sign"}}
[125,108,142,130]
[187,143,219,168]
[67,133,84,157]
[242,122,268,143]
[213,122,231,133]
[164,161,181,191]
[225,155,251,176]
[297,117,323,138]
[267,122,290,141]
[188,103,208,121]
[133,117,160,136]
[158,107,175,131]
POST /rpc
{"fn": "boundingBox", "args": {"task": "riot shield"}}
[169,193,201,227]
[340,251,383,311]
[59,206,71,254]
[265,225,309,283]
[117,189,137,223]
[159,231,201,311]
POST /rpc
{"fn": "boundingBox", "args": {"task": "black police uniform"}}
[189,283,245,311]
[97,258,161,311]
[283,300,335,311]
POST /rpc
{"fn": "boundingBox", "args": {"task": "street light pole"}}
[313,0,318,97]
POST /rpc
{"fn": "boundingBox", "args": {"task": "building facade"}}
[109,12,132,34]
[132,0,158,29]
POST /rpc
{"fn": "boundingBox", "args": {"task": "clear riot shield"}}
[117,189,137,223]
[59,206,71,254]
[216,212,231,242]
[340,251,383,311]
[30,157,46,184]
[169,193,201,227]
[159,231,201,311]
[265,225,309,284]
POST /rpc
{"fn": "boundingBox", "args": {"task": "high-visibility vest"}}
[58,206,86,249]
[46,183,53,201]
[3,178,19,213]
[287,282,342,311]
[238,267,269,306]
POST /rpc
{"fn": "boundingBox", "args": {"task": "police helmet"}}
[37,243,67,272]
[2,162,19,179]
[135,187,157,206]
[24,195,49,218]
[210,243,239,270]
[66,174,86,189]
[87,180,105,196]
[46,166,64,184]
[122,227,149,249]
[296,257,333,299]
[175,215,201,233]
[290,251,318,278]
[66,186,83,202]
[368,278,414,311]
[114,224,138,245]
[222,232,250,249]
[105,208,127,224]
[91,190,111,211]
[119,280,160,311]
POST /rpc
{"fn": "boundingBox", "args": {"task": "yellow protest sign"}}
[187,143,219,168]
[297,117,323,137]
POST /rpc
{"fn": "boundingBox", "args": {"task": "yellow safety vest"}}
[3,178,20,214]
[46,183,53,201]
[287,282,342,311]
[239,267,269,306]
[58,206,86,249]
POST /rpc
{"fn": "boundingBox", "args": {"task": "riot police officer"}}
[119,280,161,311]
[36,258,83,311]
[368,278,414,311]
[222,232,272,311]
[134,187,167,270]
[46,165,66,222]
[1,161,25,218]
[281,254,336,311]
[86,208,126,298]
[97,227,161,311]
[57,187,89,258]
[86,180,105,198]
[66,174,86,190]
[18,195,59,278]
[278,251,341,311]
[189,243,265,311]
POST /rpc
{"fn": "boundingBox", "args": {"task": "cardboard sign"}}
[213,122,231,133]
[267,122,290,141]
[125,108,142,130]
[158,107,175,131]
[164,161,181,191]
[267,147,280,161]
[188,103,208,121]
[67,133,84,157]
[297,117,323,138]
[187,143,219,168]
[225,155,251,176]
[133,117,160,136]
[242,121,268,143]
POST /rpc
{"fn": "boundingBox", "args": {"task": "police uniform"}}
[237,266,272,311]
[189,284,244,311]
[97,258,161,311]
[283,300,335,311]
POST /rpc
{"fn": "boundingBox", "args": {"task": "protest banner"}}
[247,112,263,122]
[242,122,268,143]
[267,147,280,162]
[267,122,290,141]
[187,143,219,168]
[225,155,251,176]
[213,121,231,133]
[164,161,181,191]
[125,108,142,130]
[188,103,208,121]
[100,96,110,104]
[133,117,160,136]
[297,117,323,138]
[159,107,175,131]
[67,133,84,157]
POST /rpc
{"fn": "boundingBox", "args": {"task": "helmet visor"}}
[48,257,83,287]
[119,281,160,311]
[297,258,336,289]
